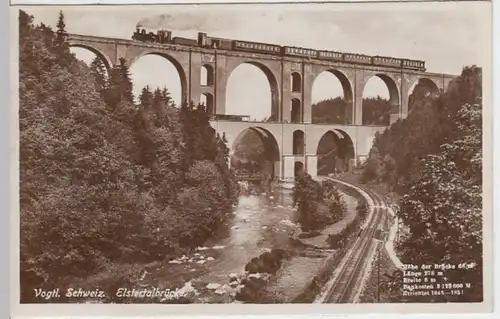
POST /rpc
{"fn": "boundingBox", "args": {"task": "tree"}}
[362,147,383,182]
[104,58,134,109]
[54,10,71,66]
[292,174,346,231]
[56,10,66,36]
[362,96,392,125]
[311,97,348,124]
[89,57,108,97]
[118,58,134,103]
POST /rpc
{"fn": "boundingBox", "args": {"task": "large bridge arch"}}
[68,44,113,73]
[316,129,355,175]
[223,59,281,121]
[408,77,440,98]
[307,66,355,124]
[311,69,354,103]
[129,51,189,105]
[361,72,401,125]
[230,126,281,179]
[407,77,440,113]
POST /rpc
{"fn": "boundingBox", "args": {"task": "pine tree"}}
[19,10,34,38]
[90,57,107,97]
[221,133,230,165]
[139,86,153,109]
[104,66,121,109]
[362,146,383,182]
[56,10,66,36]
[104,58,134,109]
[179,101,195,170]
[118,58,134,104]
[53,10,71,66]
[151,88,166,127]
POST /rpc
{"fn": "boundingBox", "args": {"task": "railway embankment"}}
[253,178,372,303]
[293,179,371,303]
[333,174,404,270]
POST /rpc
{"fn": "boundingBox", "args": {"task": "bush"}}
[292,174,346,231]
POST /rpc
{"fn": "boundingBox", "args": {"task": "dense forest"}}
[311,96,392,125]
[19,10,238,302]
[362,66,483,302]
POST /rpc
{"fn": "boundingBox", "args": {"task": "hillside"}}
[311,96,392,125]
[362,66,483,302]
[19,10,237,302]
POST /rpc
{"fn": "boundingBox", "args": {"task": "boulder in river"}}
[244,249,290,274]
[206,283,221,290]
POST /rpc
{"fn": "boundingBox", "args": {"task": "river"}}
[139,182,358,303]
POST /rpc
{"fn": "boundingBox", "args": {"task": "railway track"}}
[316,179,389,303]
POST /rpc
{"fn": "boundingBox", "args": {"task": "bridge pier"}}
[306,155,318,178]
[280,155,319,180]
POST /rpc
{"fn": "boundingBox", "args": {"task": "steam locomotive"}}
[131,28,425,71]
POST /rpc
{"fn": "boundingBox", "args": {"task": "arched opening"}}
[226,62,279,122]
[69,45,112,74]
[293,130,305,155]
[294,161,304,177]
[200,93,214,114]
[291,98,302,123]
[408,78,440,112]
[70,47,110,96]
[316,130,355,176]
[362,74,399,126]
[201,64,214,86]
[231,127,280,181]
[129,53,186,107]
[311,70,353,124]
[291,72,302,92]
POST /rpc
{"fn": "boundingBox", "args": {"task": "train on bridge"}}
[131,28,426,71]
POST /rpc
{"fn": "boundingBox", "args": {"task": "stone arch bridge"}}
[67,32,456,179]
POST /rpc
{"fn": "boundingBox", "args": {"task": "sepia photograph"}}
[11,0,493,314]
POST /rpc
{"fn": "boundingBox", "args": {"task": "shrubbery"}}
[327,200,368,249]
[292,174,346,231]
[19,10,238,302]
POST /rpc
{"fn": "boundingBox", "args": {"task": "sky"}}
[23,2,490,120]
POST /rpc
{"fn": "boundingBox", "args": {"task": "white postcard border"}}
[8,1,496,317]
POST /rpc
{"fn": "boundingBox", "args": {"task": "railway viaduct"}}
[66,33,456,180]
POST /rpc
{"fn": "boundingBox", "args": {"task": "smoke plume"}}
[136,12,239,32]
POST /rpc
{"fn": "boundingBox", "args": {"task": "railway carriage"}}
[373,56,402,68]
[172,37,198,46]
[317,50,343,61]
[283,46,317,59]
[233,40,281,55]
[197,32,232,49]
[343,53,372,65]
[402,59,425,71]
